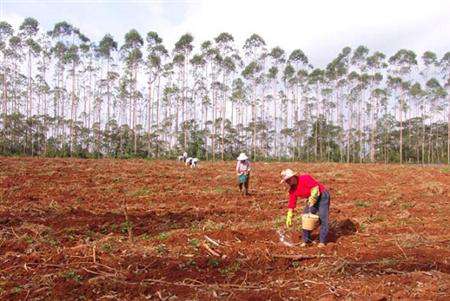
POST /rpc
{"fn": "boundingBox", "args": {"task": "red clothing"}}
[287,174,326,209]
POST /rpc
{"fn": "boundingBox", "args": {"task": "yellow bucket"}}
[302,213,319,230]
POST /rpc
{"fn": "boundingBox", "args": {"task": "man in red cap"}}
[280,169,330,248]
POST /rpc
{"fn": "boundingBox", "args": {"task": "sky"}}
[1,0,450,67]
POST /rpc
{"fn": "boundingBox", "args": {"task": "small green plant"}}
[129,188,151,197]
[186,259,197,267]
[11,286,22,294]
[359,223,367,232]
[112,177,123,183]
[42,235,59,246]
[155,244,167,255]
[189,238,200,248]
[157,232,170,241]
[219,261,241,277]
[365,215,384,223]
[208,258,220,268]
[203,220,225,231]
[110,223,117,231]
[441,167,450,174]
[400,202,415,210]
[64,270,82,282]
[292,261,301,268]
[23,235,34,244]
[273,216,285,229]
[355,200,370,208]
[120,221,132,234]
[141,233,150,240]
[100,243,112,253]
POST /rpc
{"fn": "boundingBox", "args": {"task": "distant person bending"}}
[190,158,199,168]
[280,169,330,248]
[236,153,251,195]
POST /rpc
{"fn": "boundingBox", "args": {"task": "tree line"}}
[0,18,449,163]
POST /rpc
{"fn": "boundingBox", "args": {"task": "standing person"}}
[236,153,251,195]
[280,169,330,248]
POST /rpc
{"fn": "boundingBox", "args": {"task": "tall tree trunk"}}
[447,93,450,164]
[273,79,277,159]
[133,65,138,154]
[399,98,403,164]
[156,75,161,158]
[347,103,352,163]
[147,78,152,158]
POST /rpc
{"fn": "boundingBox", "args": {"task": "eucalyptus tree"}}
[425,78,447,163]
[346,71,361,162]
[350,46,370,162]
[288,49,308,123]
[439,52,450,164]
[97,34,118,128]
[20,18,42,155]
[48,21,81,151]
[214,32,235,159]
[243,34,266,158]
[145,31,167,156]
[190,53,208,154]
[19,18,40,120]
[371,88,388,161]
[326,47,351,161]
[366,51,386,161]
[389,49,417,164]
[308,68,325,160]
[0,21,14,117]
[121,29,143,154]
[409,82,425,162]
[267,46,285,157]
[174,33,194,150]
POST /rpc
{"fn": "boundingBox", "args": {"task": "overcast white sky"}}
[2,0,450,67]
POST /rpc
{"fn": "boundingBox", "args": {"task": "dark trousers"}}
[302,191,330,243]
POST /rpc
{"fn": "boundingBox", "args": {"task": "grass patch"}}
[359,223,367,232]
[219,261,241,278]
[157,232,170,241]
[202,220,225,231]
[100,243,113,253]
[189,238,200,248]
[291,261,301,268]
[273,216,285,229]
[155,244,167,255]
[354,200,370,208]
[441,167,450,174]
[208,258,221,268]
[120,221,133,234]
[128,187,151,197]
[63,270,82,282]
[400,202,415,210]
[23,235,34,244]
[140,233,150,240]
[365,215,385,224]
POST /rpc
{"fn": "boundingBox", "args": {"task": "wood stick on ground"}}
[204,235,220,247]
[10,226,21,239]
[92,245,97,264]
[202,242,221,257]
[395,238,408,259]
[271,254,331,260]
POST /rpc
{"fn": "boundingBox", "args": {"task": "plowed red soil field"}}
[0,158,449,300]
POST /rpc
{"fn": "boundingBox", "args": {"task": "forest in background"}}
[0,18,449,163]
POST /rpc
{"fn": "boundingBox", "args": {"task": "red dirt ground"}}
[0,158,449,300]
